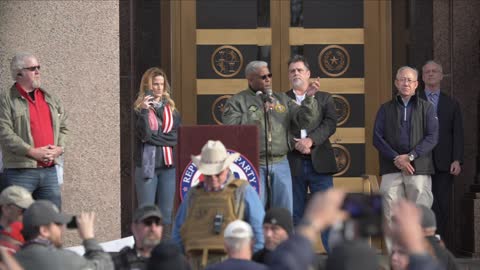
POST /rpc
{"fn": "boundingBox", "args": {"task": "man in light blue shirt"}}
[172,140,264,269]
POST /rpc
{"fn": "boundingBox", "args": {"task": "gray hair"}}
[10,52,37,81]
[245,61,268,77]
[423,60,443,73]
[396,66,418,80]
[224,237,251,253]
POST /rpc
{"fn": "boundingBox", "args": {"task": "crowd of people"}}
[0,51,463,270]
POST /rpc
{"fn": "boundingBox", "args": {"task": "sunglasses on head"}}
[260,73,272,80]
[23,66,41,71]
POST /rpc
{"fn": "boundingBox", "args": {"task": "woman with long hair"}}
[133,67,181,235]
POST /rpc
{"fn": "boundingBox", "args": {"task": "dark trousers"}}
[431,171,454,248]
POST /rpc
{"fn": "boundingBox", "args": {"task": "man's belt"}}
[294,150,312,160]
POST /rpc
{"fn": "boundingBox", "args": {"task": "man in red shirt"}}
[0,52,68,209]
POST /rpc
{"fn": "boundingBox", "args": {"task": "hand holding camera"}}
[140,90,156,109]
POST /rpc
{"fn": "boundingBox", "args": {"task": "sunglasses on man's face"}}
[23,66,41,71]
[259,73,273,80]
[9,204,26,213]
[143,217,162,227]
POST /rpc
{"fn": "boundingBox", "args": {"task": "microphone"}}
[255,88,275,103]
[264,88,274,103]
[265,88,273,97]
[256,90,267,102]
[256,89,274,103]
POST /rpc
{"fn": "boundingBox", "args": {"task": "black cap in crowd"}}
[263,207,294,235]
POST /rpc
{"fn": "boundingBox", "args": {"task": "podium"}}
[174,125,260,210]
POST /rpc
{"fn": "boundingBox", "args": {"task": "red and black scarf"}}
[148,104,173,166]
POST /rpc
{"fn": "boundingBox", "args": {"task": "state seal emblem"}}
[211,95,232,125]
[332,94,351,126]
[211,45,243,78]
[180,150,260,200]
[332,144,351,176]
[318,45,350,77]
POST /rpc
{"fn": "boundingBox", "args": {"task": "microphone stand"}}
[263,97,273,211]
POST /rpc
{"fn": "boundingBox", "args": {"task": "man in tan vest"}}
[172,140,265,269]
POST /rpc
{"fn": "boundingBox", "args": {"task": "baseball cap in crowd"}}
[418,204,437,229]
[263,207,294,235]
[22,200,72,231]
[133,205,163,223]
[0,185,34,209]
[224,220,253,239]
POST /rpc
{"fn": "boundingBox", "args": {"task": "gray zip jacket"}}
[16,238,114,270]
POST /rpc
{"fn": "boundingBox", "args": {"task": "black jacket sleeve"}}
[135,109,181,147]
[308,92,337,146]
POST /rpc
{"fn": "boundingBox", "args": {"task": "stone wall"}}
[433,0,480,254]
[0,1,120,245]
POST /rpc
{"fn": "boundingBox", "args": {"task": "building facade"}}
[1,0,479,254]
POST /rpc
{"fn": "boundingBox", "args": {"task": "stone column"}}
[0,1,121,245]
[433,0,480,256]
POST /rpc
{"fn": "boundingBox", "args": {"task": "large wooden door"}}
[170,0,392,182]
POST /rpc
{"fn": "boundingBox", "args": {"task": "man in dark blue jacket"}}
[419,60,463,249]
[373,66,438,222]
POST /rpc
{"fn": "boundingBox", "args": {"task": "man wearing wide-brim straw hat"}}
[172,140,265,270]
[190,140,240,179]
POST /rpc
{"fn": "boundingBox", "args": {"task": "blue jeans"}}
[292,159,333,252]
[259,157,293,214]
[4,167,61,209]
[135,166,176,225]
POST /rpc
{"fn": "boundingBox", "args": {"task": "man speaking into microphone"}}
[222,60,319,214]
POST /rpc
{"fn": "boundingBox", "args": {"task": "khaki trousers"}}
[380,172,433,223]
